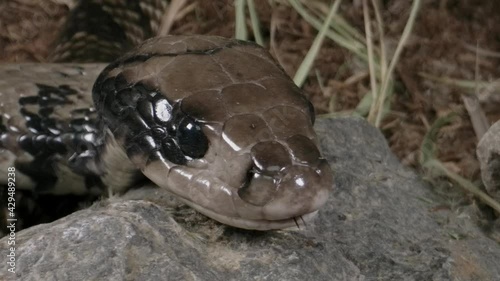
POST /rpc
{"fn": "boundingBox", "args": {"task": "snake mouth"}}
[177,196,320,230]
[141,158,331,230]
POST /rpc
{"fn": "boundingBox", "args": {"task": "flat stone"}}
[1,117,500,281]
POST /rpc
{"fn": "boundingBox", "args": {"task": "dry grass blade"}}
[420,114,500,214]
[463,43,500,58]
[374,0,421,127]
[363,0,378,121]
[293,0,342,87]
[371,0,387,83]
[462,94,489,140]
[158,0,188,36]
[366,0,388,124]
[464,44,490,140]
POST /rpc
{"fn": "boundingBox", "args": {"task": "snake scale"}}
[0,0,333,230]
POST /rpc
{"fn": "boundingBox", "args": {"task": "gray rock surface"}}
[477,120,500,203]
[2,117,500,281]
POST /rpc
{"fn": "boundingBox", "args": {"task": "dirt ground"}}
[1,0,499,206]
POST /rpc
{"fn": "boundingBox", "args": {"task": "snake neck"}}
[97,129,145,194]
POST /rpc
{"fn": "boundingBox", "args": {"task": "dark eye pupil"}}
[176,117,208,159]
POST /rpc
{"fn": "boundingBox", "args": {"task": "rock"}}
[1,117,500,281]
[477,120,500,203]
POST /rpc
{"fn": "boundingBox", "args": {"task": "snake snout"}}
[237,138,333,221]
[260,159,332,221]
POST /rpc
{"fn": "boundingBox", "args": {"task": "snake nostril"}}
[237,141,292,206]
[238,168,277,206]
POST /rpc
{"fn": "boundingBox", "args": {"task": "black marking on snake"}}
[0,116,6,133]
[89,41,254,165]
[13,83,105,192]
[72,108,97,116]
[93,77,209,165]
[2,0,174,235]
[18,95,39,105]
[19,84,77,135]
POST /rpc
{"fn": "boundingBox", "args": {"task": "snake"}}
[0,0,333,230]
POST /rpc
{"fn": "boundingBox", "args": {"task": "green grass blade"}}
[288,0,366,59]
[420,113,457,165]
[419,113,500,213]
[426,160,500,213]
[235,0,248,40]
[293,0,342,87]
[419,72,500,91]
[246,0,264,46]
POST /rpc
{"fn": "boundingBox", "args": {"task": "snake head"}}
[93,36,333,230]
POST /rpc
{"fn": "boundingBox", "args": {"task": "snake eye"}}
[176,116,208,159]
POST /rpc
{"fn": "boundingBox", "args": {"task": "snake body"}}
[0,1,332,230]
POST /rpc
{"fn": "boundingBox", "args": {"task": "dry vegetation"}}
[1,0,499,211]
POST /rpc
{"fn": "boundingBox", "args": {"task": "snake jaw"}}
[141,151,332,230]
[142,158,324,231]
[178,199,320,231]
